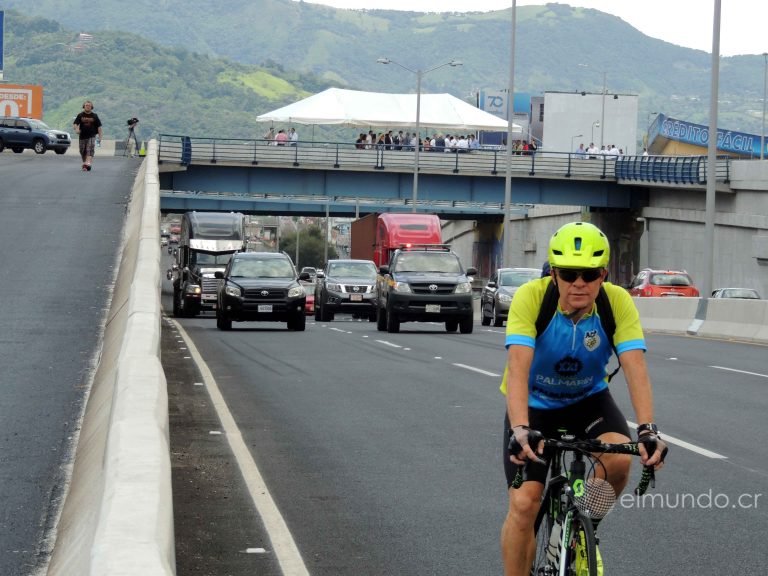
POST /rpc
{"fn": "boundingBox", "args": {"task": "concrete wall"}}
[47,141,175,576]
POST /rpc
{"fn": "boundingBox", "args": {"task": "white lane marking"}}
[710,365,768,379]
[246,547,267,554]
[171,320,310,576]
[626,420,727,460]
[376,340,403,348]
[452,363,502,378]
[329,327,347,333]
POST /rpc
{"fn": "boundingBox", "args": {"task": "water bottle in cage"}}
[545,513,563,564]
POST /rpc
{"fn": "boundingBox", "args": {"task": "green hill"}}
[2,2,765,138]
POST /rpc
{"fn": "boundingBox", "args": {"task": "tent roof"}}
[257,87,520,132]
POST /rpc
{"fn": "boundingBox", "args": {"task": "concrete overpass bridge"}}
[157,135,733,217]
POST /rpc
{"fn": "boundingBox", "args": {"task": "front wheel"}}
[459,316,474,334]
[376,304,387,331]
[385,307,399,333]
[481,301,491,326]
[216,310,232,331]
[567,512,599,576]
[492,304,504,327]
[33,139,47,154]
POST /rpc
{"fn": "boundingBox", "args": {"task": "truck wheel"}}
[216,311,232,331]
[445,320,458,333]
[386,307,400,333]
[376,305,387,331]
[172,289,182,317]
[33,139,47,154]
[459,316,474,334]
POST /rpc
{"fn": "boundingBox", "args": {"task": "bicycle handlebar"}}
[510,436,665,495]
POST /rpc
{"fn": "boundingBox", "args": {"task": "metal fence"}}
[158,135,732,186]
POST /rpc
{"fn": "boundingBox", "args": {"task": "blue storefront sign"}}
[658,113,764,157]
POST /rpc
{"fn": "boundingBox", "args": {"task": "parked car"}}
[711,287,761,299]
[315,259,378,322]
[480,267,540,326]
[628,268,700,298]
[0,117,71,154]
[214,252,310,331]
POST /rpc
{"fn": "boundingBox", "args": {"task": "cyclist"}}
[500,221,667,576]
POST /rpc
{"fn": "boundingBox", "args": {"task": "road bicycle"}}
[511,433,665,576]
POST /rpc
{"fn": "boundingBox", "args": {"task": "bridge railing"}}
[158,134,731,185]
[616,154,731,185]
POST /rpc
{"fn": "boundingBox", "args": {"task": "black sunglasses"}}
[555,268,604,283]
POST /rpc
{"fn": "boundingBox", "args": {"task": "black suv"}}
[0,117,72,154]
[215,252,310,331]
[376,246,476,334]
[314,259,378,322]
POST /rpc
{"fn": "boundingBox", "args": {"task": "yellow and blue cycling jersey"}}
[500,277,646,409]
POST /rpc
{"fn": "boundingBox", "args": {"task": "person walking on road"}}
[73,100,103,171]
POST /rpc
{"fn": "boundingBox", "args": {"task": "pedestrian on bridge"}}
[73,100,103,172]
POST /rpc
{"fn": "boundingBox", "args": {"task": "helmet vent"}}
[574,237,583,250]
[594,249,605,257]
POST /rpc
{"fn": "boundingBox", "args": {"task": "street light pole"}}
[377,57,463,212]
[414,69,422,212]
[591,121,600,144]
[600,71,607,149]
[762,52,767,160]
[503,0,517,268]
[571,134,582,151]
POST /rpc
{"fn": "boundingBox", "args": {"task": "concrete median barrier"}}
[632,296,700,334]
[47,140,174,576]
[696,298,768,343]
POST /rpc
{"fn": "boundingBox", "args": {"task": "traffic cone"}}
[139,141,147,157]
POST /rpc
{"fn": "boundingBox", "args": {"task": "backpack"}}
[535,280,621,382]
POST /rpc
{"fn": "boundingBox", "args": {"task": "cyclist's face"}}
[554,268,606,313]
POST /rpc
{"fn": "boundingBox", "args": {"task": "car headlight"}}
[185,284,202,295]
[497,292,513,304]
[288,285,306,298]
[454,282,472,294]
[393,282,412,293]
[326,282,342,292]
[225,285,241,297]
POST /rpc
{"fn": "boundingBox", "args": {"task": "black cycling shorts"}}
[503,389,631,487]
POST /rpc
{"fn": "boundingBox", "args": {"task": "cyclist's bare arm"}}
[618,349,667,468]
[506,345,541,464]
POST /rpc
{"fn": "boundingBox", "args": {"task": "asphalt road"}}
[163,279,768,576]
[0,152,137,576]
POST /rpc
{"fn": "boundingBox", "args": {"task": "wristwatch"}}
[636,422,659,436]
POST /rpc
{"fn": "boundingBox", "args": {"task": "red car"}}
[628,268,700,298]
[302,281,316,315]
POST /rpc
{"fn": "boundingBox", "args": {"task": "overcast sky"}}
[293,0,766,56]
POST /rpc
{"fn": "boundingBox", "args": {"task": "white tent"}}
[256,87,520,132]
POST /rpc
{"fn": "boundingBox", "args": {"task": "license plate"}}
[425,304,441,313]
[350,294,363,302]
[258,304,273,312]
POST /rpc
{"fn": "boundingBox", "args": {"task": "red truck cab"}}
[351,213,443,268]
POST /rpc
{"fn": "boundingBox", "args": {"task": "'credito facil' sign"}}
[0,84,44,119]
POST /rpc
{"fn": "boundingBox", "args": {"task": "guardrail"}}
[158,135,732,187]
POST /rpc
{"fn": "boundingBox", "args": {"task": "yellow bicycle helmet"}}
[548,221,610,269]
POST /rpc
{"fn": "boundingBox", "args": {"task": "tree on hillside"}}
[280,225,337,270]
